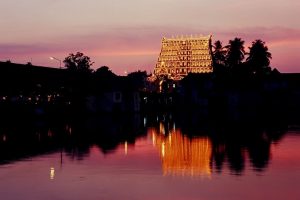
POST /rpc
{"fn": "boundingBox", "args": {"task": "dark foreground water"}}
[0,114,299,200]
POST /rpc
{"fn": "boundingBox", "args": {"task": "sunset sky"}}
[0,0,299,74]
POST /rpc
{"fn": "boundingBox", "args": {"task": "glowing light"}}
[124,141,128,155]
[161,142,165,158]
[152,131,156,146]
[143,117,147,127]
[159,122,165,135]
[49,57,62,69]
[47,95,51,102]
[50,167,55,180]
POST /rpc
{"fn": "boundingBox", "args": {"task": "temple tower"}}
[153,35,213,80]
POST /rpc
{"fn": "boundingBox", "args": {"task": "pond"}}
[0,114,299,200]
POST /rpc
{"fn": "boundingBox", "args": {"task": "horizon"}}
[0,0,299,75]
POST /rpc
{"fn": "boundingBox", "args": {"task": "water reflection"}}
[0,114,146,165]
[0,113,294,176]
[210,126,284,175]
[145,113,289,176]
[150,127,212,177]
[50,167,55,180]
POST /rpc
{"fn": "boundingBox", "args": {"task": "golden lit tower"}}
[154,35,213,80]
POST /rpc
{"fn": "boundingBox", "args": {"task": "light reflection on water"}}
[150,127,212,177]
[0,114,299,200]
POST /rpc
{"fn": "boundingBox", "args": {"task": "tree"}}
[94,66,116,78]
[127,70,148,90]
[92,66,117,93]
[63,52,94,72]
[246,39,272,74]
[213,40,226,65]
[127,70,147,79]
[225,38,246,68]
[212,40,227,74]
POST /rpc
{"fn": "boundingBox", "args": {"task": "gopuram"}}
[153,35,213,80]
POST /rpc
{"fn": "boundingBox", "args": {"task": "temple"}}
[153,35,213,80]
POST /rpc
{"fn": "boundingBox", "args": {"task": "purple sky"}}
[0,0,299,74]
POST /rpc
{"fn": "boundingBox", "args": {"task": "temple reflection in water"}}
[149,122,212,177]
[0,114,289,176]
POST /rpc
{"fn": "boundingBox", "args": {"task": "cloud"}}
[48,25,214,55]
[2,26,299,55]
[1,25,299,73]
[211,27,300,46]
[0,44,51,55]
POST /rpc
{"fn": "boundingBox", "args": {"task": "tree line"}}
[62,37,277,78]
[212,38,277,76]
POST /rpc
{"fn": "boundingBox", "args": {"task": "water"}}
[0,114,299,200]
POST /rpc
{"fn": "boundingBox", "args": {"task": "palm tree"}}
[246,39,272,74]
[213,40,226,65]
[225,38,246,68]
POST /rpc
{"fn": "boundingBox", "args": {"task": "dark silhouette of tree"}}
[225,38,246,69]
[127,70,147,78]
[271,68,280,74]
[246,39,272,74]
[63,52,94,73]
[213,40,226,65]
[62,52,94,102]
[94,66,116,78]
[212,40,227,74]
[92,66,117,93]
[127,70,148,90]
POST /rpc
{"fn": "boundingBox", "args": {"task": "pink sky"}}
[0,0,299,75]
